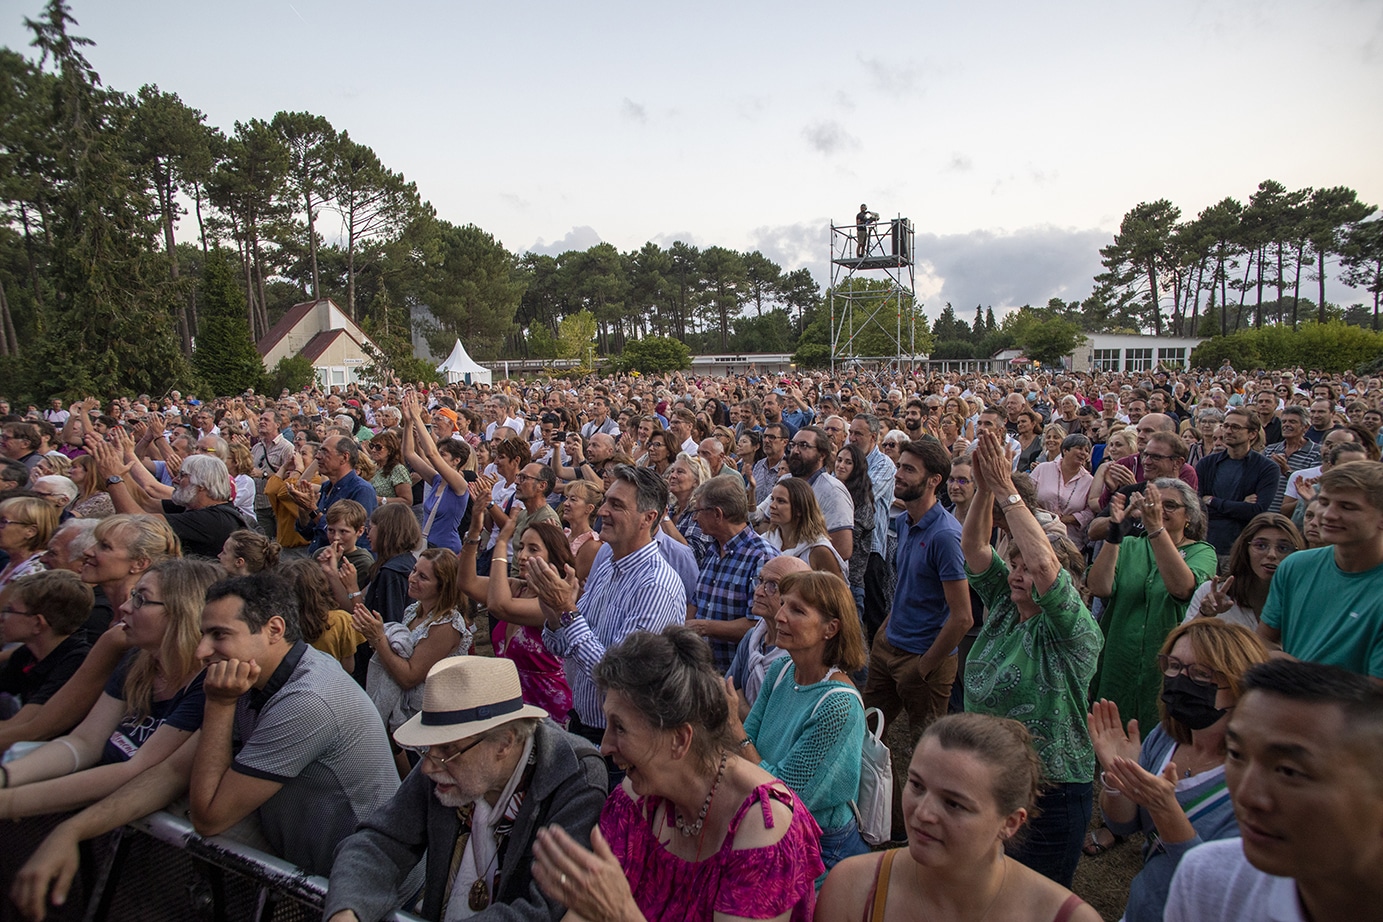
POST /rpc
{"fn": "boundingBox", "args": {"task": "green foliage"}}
[557,310,597,361]
[1190,322,1383,372]
[792,342,832,368]
[422,222,523,360]
[526,323,559,360]
[1002,308,1087,366]
[615,336,691,374]
[193,252,264,394]
[931,340,976,360]
[264,354,315,395]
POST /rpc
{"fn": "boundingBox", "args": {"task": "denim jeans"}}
[817,819,870,887]
[1008,780,1092,888]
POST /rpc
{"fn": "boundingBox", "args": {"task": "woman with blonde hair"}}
[1086,619,1269,921]
[68,454,115,519]
[225,440,258,525]
[762,477,845,580]
[0,559,220,820]
[663,452,713,565]
[0,496,58,589]
[560,479,604,582]
[1087,428,1138,513]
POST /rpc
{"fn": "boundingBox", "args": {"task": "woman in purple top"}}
[532,626,824,922]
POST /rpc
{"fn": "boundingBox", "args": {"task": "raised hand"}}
[1087,698,1142,771]
[1197,575,1235,617]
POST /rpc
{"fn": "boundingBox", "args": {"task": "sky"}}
[5,0,1382,317]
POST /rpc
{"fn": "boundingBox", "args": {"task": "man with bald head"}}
[1099,412,1198,505]
[725,555,811,716]
[698,437,744,487]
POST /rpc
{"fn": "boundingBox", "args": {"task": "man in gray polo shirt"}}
[190,571,399,875]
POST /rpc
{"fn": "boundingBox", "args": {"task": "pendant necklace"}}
[675,750,728,837]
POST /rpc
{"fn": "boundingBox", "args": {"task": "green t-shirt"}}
[1261,546,1383,677]
[964,551,1103,783]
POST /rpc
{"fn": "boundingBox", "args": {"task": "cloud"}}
[746,219,832,284]
[912,226,1110,314]
[858,55,923,97]
[946,153,973,172]
[525,225,603,256]
[498,192,530,210]
[802,120,859,155]
[621,97,647,124]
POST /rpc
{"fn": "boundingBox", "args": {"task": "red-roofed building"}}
[257,299,380,388]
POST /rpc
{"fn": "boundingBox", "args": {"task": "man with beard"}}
[324,656,606,922]
[782,426,854,564]
[902,399,926,439]
[95,441,246,559]
[752,422,789,505]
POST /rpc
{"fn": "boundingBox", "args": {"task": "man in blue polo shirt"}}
[863,436,972,741]
[290,435,377,552]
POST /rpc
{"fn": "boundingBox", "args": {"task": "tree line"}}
[3,3,1380,401]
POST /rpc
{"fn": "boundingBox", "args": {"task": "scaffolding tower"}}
[829,215,918,375]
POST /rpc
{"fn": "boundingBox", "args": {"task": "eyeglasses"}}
[1160,501,1185,513]
[692,505,721,517]
[127,590,166,610]
[1142,451,1176,463]
[416,735,485,767]
[750,577,780,596]
[1249,540,1295,555]
[0,606,36,618]
[0,518,33,528]
[761,434,782,442]
[789,441,815,452]
[515,474,543,484]
[1157,655,1222,688]
[1221,423,1249,432]
[948,477,972,486]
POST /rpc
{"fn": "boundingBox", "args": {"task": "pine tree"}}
[193,252,264,395]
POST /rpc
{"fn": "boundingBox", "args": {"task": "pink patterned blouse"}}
[601,781,823,922]
[490,620,572,722]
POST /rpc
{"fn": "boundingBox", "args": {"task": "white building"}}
[1069,334,1205,373]
[257,299,380,388]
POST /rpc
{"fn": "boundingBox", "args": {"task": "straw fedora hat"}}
[394,656,548,748]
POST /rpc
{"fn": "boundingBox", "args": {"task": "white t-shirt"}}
[1165,839,1305,922]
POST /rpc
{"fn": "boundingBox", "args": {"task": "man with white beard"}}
[325,657,607,922]
[97,446,247,558]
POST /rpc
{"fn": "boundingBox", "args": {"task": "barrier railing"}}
[81,811,424,922]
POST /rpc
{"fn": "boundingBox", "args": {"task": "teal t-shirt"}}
[964,551,1104,783]
[1261,546,1383,677]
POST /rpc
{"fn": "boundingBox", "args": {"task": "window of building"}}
[1157,347,1186,368]
[1092,349,1121,371]
[1125,348,1153,372]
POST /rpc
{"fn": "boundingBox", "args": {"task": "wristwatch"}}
[1001,493,1022,508]
[557,609,580,628]
[106,475,124,485]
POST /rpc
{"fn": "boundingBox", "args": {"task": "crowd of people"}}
[0,361,1380,922]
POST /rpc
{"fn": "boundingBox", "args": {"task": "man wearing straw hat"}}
[325,656,608,922]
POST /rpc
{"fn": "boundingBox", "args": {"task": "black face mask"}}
[1161,673,1228,730]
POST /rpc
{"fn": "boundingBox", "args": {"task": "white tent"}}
[436,339,492,385]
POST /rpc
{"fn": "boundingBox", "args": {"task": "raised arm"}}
[972,431,1059,592]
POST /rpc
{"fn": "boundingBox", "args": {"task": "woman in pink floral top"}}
[458,513,573,720]
[533,626,823,922]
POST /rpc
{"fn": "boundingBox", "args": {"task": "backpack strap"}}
[860,849,897,922]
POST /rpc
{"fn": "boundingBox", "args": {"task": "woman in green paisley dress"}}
[960,431,1104,887]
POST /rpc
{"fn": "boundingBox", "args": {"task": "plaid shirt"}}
[694,526,780,672]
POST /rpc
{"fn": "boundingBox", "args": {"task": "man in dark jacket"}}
[325,656,607,922]
[1195,407,1280,557]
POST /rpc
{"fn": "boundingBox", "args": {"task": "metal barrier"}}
[81,811,425,922]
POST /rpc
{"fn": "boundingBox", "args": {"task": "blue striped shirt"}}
[543,540,687,727]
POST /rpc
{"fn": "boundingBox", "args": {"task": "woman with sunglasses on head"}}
[365,428,413,505]
[1184,513,1304,631]
[0,559,220,821]
[1088,479,1218,735]
[1086,619,1268,922]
